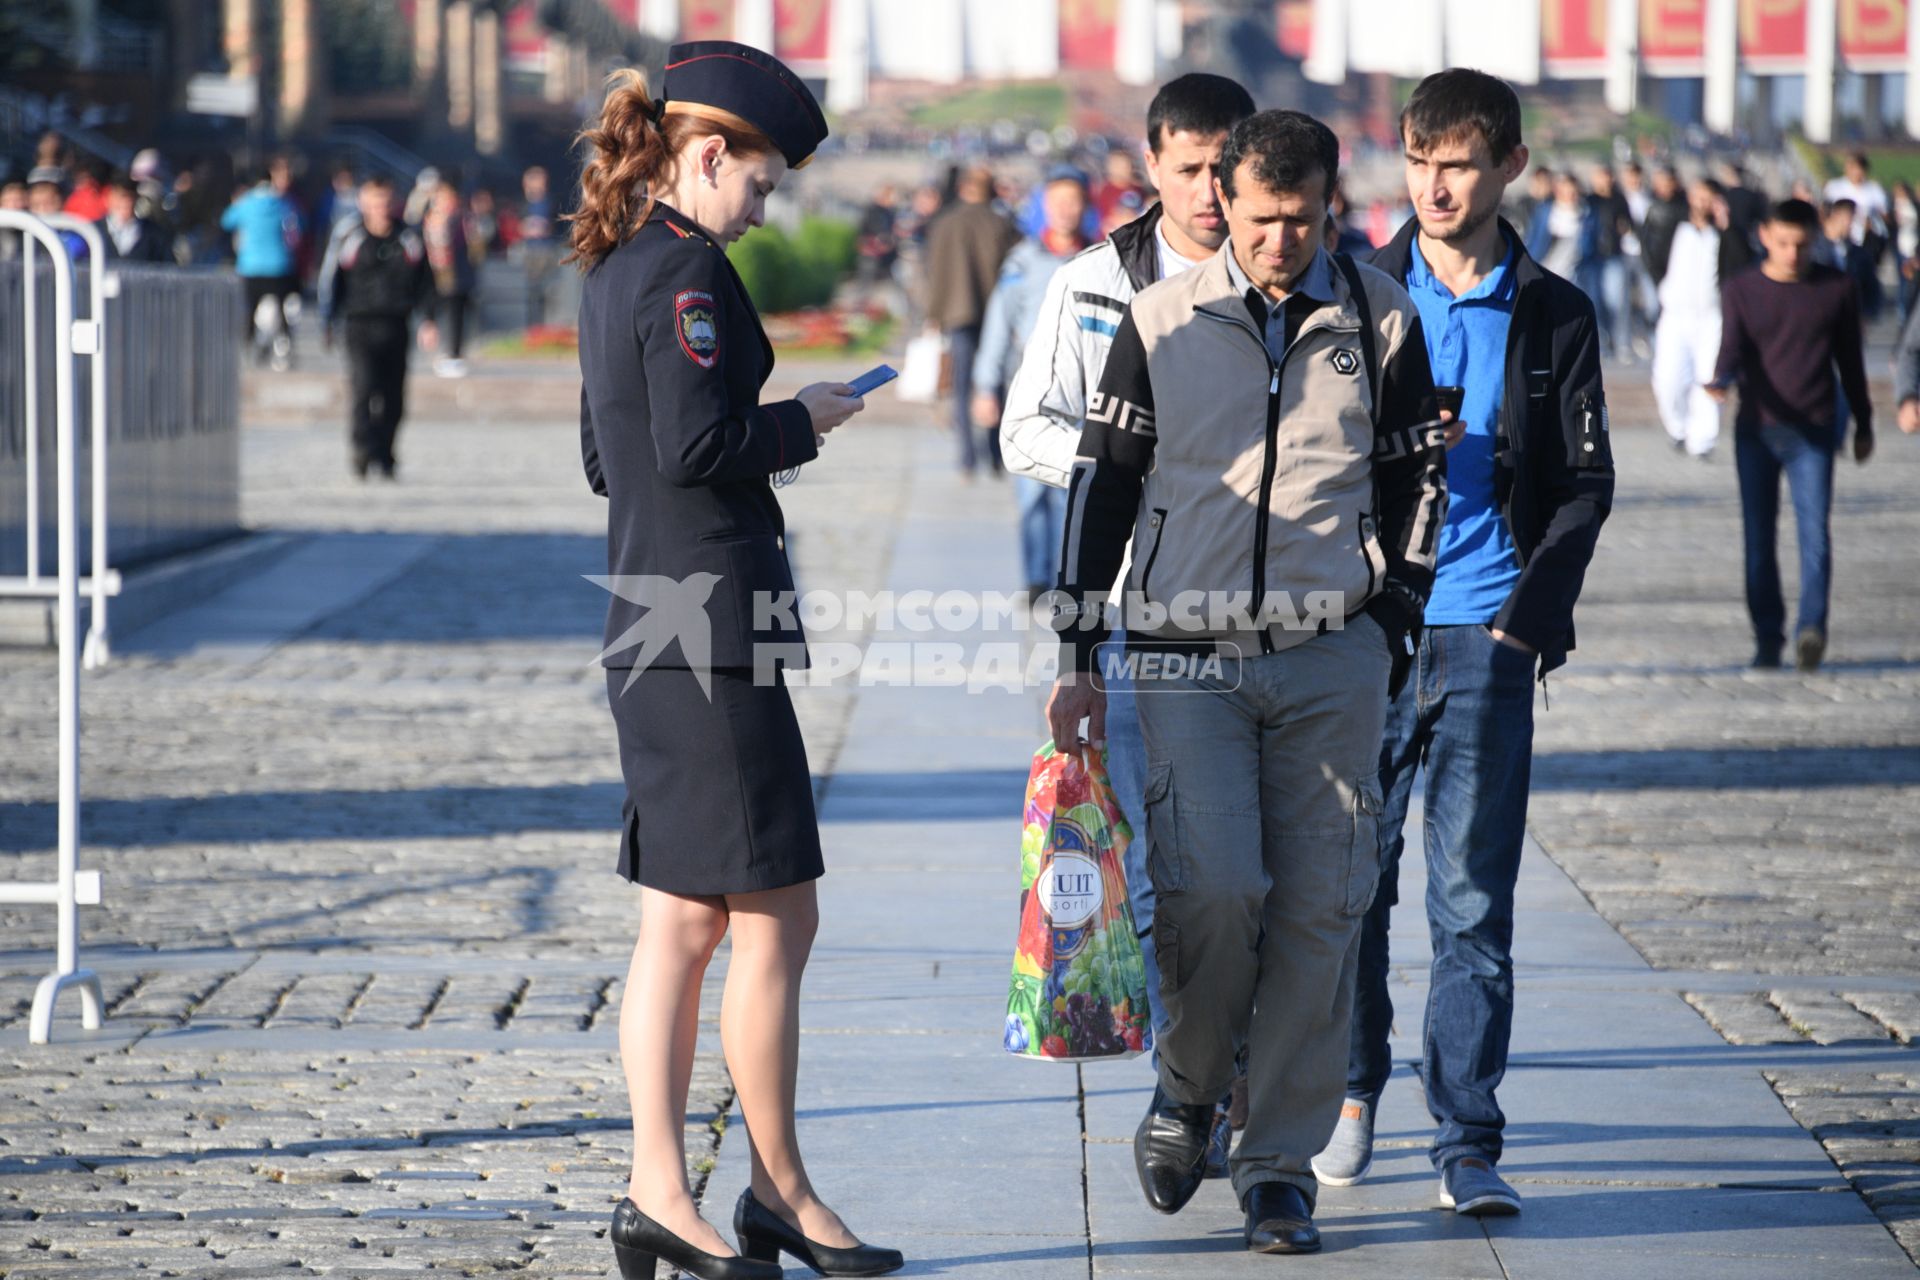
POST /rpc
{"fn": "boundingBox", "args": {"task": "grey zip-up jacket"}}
[1057,243,1447,670]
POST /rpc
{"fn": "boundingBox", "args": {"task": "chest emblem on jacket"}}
[1329,348,1360,376]
[674,289,720,368]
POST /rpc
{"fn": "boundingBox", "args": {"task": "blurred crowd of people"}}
[0,131,576,378]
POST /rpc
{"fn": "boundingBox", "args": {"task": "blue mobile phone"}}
[847,364,898,397]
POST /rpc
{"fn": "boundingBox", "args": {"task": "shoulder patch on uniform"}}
[667,222,698,240]
[674,288,720,368]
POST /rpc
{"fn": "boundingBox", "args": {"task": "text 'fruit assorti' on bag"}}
[1005,743,1151,1062]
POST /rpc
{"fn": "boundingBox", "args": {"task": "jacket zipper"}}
[1196,305,1359,656]
[1138,508,1169,601]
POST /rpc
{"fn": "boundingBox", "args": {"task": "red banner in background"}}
[679,0,735,41]
[1740,0,1807,68]
[1840,0,1909,68]
[1059,0,1119,70]
[1277,0,1314,59]
[1640,0,1706,69]
[1542,0,1609,73]
[774,0,831,61]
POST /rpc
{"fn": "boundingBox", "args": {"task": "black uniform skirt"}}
[606,666,824,895]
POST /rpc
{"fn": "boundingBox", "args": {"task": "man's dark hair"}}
[361,173,395,194]
[1847,150,1870,171]
[1218,109,1339,204]
[108,172,137,197]
[1825,197,1856,218]
[1146,73,1256,154]
[1399,67,1523,162]
[1767,198,1820,232]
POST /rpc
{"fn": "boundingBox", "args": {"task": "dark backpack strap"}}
[1335,252,1380,423]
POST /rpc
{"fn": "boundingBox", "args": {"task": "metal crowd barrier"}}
[0,210,105,1044]
[0,213,116,668]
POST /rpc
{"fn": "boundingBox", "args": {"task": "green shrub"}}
[728,216,858,313]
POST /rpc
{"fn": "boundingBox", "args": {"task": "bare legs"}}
[618,879,859,1257]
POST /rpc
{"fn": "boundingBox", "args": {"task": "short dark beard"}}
[1421,200,1496,244]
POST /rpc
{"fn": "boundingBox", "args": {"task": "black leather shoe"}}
[734,1188,904,1276]
[1202,1103,1233,1179]
[609,1198,782,1280]
[1134,1085,1216,1214]
[1243,1181,1321,1254]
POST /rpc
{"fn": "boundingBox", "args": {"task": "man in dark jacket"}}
[1708,198,1873,672]
[97,173,171,263]
[924,166,1020,476]
[1638,165,1686,288]
[1314,69,1614,1217]
[317,175,435,478]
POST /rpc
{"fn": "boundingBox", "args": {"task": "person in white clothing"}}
[1652,179,1727,459]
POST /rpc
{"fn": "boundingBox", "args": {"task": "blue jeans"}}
[1015,476,1066,590]
[1099,628,1166,1045]
[1347,623,1536,1171]
[947,324,983,472]
[1735,424,1835,653]
[1599,256,1631,357]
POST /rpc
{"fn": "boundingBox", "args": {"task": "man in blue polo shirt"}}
[1314,69,1614,1217]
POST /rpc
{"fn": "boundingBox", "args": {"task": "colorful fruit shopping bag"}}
[1004,741,1151,1062]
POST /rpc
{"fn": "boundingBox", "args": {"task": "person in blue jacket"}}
[221,155,303,365]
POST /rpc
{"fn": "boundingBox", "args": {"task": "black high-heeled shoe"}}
[609,1197,783,1280]
[734,1188,905,1277]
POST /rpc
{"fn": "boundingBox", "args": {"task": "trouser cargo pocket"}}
[1342,769,1385,917]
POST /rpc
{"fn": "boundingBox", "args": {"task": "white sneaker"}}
[434,357,468,379]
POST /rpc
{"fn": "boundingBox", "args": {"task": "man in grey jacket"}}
[1048,110,1447,1255]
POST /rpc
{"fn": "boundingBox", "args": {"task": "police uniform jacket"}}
[579,203,817,671]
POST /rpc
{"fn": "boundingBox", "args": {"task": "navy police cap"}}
[661,41,829,171]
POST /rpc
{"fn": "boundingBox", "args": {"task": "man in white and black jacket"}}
[1046,110,1447,1255]
[1313,70,1615,1219]
[1001,72,1256,1156]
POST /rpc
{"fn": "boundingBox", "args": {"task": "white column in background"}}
[735,0,776,51]
[1704,0,1739,133]
[1116,0,1158,85]
[1907,0,1920,139]
[1804,0,1838,143]
[1605,0,1640,115]
[1302,0,1347,85]
[1444,0,1540,85]
[638,0,678,42]
[826,0,871,112]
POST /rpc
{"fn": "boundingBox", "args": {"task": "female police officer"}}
[571,43,902,1280]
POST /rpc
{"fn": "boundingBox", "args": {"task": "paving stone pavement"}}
[1,353,1917,1276]
[1520,371,1920,1263]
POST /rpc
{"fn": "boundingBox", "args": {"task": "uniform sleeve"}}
[581,385,606,497]
[637,240,819,488]
[1056,307,1156,672]
[1000,265,1088,488]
